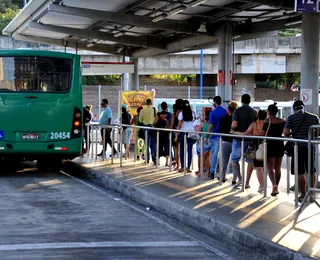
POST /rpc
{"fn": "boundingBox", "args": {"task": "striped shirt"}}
[285,111,319,147]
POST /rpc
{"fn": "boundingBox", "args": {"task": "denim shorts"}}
[231,139,253,163]
[196,140,211,155]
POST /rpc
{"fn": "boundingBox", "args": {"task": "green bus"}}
[0,50,83,171]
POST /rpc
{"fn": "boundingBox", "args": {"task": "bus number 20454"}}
[50,132,71,140]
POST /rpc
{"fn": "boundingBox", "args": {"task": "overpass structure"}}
[2,0,319,114]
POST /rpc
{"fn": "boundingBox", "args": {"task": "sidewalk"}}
[67,154,320,259]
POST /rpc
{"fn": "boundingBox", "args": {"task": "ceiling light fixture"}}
[116,46,124,54]
[285,20,302,26]
[96,39,104,44]
[152,13,168,22]
[87,42,96,47]
[168,5,187,15]
[189,0,207,7]
[114,32,124,38]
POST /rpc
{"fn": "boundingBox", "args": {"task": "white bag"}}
[188,119,201,140]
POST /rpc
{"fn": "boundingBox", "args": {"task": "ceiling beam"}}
[28,22,166,49]
[48,4,201,34]
[13,34,131,56]
[238,0,294,9]
[132,35,217,58]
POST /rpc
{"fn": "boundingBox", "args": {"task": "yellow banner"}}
[120,91,154,116]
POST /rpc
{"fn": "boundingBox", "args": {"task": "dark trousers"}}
[100,129,117,154]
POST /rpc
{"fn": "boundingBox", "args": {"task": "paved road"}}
[0,163,250,260]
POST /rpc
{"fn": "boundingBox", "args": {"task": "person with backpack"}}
[153,102,172,166]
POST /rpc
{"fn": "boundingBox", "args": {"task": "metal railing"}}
[84,122,320,207]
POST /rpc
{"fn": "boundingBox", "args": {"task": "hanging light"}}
[168,5,187,15]
[152,13,168,23]
[87,42,96,47]
[114,32,124,38]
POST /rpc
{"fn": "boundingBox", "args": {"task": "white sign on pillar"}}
[300,89,312,105]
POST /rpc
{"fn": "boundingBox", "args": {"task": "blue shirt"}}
[209,106,227,139]
[99,106,112,125]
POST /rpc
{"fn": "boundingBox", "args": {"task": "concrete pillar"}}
[301,13,320,114]
[131,58,139,90]
[122,56,130,91]
[224,22,233,102]
[217,26,225,100]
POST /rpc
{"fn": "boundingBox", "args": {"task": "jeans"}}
[210,138,220,174]
[221,141,232,181]
[231,139,250,182]
[179,133,195,169]
[145,125,156,162]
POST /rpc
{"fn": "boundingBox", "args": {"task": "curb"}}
[64,161,313,260]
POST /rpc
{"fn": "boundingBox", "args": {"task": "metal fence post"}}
[286,154,290,194]
[219,136,223,185]
[184,133,187,175]
[294,142,299,207]
[200,135,204,179]
[119,128,123,167]
[169,132,172,172]
[145,129,148,165]
[95,127,98,160]
[241,138,245,192]
[102,128,106,161]
[134,129,137,163]
[91,125,94,158]
[263,141,268,198]
[86,124,90,155]
[125,128,129,160]
[156,130,159,168]
[111,129,115,164]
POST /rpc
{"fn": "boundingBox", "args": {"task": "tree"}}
[0,0,20,35]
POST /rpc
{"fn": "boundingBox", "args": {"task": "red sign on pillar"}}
[218,70,224,86]
[230,70,233,85]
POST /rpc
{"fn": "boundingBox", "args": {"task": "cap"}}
[122,104,128,109]
[293,100,304,109]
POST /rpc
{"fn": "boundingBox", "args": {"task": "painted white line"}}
[60,171,236,260]
[0,241,198,251]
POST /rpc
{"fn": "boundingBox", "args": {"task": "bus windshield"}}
[0,56,72,93]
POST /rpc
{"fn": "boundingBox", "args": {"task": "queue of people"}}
[85,95,319,202]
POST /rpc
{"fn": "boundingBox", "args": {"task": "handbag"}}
[284,113,306,157]
[244,142,257,160]
[255,120,271,161]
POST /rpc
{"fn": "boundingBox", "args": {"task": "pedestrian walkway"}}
[70,154,320,259]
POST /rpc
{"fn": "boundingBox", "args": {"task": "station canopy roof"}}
[3,0,299,58]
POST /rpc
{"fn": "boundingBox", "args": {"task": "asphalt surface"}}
[0,163,251,260]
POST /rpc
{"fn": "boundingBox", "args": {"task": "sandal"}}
[245,184,251,189]
[271,186,279,196]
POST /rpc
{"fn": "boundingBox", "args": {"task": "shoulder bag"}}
[255,120,271,161]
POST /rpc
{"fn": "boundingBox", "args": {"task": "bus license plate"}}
[22,133,40,140]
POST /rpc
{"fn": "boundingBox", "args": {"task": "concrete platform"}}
[66,155,320,260]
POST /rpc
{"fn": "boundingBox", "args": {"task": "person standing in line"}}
[196,109,212,177]
[83,105,93,154]
[262,103,285,196]
[139,99,157,165]
[121,104,132,159]
[206,96,227,179]
[131,106,145,161]
[232,109,267,193]
[231,94,257,188]
[175,100,195,173]
[98,99,117,157]
[283,100,319,202]
[218,101,238,183]
[153,102,172,166]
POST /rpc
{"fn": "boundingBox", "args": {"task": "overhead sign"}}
[81,62,134,75]
[295,0,317,12]
[300,89,312,105]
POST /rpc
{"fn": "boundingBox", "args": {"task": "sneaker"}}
[178,168,184,173]
[137,156,140,161]
[233,181,242,189]
[142,154,145,160]
[209,172,215,180]
[290,185,295,191]
[97,152,103,156]
[232,181,237,185]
